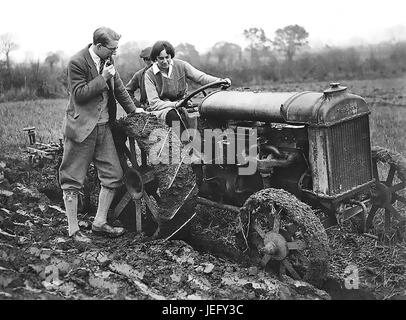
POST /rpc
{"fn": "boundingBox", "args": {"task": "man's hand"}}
[135,108,147,113]
[102,62,116,81]
[128,108,147,116]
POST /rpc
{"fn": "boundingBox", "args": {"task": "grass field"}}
[0,99,66,155]
[0,99,127,156]
[1,76,405,156]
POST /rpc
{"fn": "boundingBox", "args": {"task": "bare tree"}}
[243,27,272,64]
[211,42,242,68]
[45,52,61,71]
[114,41,143,82]
[0,33,19,71]
[273,25,309,63]
[175,43,200,66]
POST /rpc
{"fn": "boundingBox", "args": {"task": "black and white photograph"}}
[0,0,405,305]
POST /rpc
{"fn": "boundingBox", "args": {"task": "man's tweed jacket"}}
[64,44,136,143]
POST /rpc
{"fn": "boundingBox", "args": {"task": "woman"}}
[144,40,231,131]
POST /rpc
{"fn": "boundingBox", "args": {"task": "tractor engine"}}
[195,83,374,208]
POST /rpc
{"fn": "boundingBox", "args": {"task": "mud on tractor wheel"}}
[240,188,329,287]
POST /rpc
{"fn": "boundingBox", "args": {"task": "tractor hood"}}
[199,84,369,126]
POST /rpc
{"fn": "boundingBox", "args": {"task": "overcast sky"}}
[1,0,406,61]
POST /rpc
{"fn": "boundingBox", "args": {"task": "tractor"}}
[114,80,406,286]
[24,80,404,286]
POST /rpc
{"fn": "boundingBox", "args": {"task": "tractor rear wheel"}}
[240,188,329,287]
[366,146,406,236]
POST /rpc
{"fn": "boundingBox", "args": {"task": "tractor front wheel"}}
[366,146,406,236]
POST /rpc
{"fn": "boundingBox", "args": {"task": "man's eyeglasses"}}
[102,44,119,52]
[142,57,151,62]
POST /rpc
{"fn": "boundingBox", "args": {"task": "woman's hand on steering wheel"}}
[176,79,232,109]
[174,100,192,109]
[221,78,231,88]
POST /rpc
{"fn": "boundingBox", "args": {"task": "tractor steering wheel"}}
[176,79,230,109]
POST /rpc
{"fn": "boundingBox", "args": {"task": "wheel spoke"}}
[392,193,406,205]
[386,165,396,185]
[273,208,281,233]
[261,254,271,267]
[282,259,301,280]
[279,261,286,278]
[385,204,402,220]
[372,158,379,180]
[268,206,275,225]
[390,182,406,193]
[287,240,306,251]
[366,205,379,229]
[253,223,266,239]
[384,209,391,233]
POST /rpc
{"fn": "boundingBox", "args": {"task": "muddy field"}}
[1,76,406,301]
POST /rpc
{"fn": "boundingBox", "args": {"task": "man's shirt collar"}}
[89,45,101,72]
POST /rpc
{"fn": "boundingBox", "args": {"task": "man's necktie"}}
[99,59,105,75]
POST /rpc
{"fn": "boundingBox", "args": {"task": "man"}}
[59,26,142,243]
[125,46,152,109]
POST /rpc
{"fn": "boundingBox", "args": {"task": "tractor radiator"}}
[309,115,373,196]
